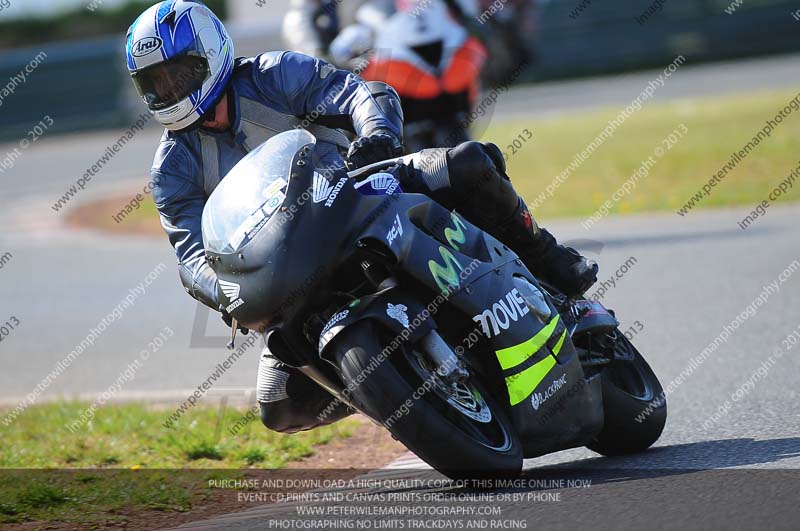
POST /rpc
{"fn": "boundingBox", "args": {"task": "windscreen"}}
[202,129,316,253]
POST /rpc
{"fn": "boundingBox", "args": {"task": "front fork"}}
[419,331,470,385]
[296,364,363,414]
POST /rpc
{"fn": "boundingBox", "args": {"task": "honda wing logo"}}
[354,172,400,195]
[312,172,334,203]
[312,173,347,207]
[369,172,396,191]
[220,280,241,303]
[220,279,244,312]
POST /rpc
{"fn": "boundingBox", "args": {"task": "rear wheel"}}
[587,333,667,456]
[335,321,522,478]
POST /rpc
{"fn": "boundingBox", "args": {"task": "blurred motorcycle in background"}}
[328,0,487,152]
[284,0,538,152]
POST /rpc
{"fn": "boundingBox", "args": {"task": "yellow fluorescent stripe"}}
[552,329,567,356]
[495,316,560,370]
[505,354,556,406]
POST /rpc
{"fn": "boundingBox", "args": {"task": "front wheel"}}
[587,333,667,456]
[334,322,522,478]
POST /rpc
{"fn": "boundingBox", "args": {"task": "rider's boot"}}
[401,141,598,297]
[494,197,598,297]
[442,141,598,297]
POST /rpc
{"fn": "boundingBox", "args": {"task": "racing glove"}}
[345,130,403,170]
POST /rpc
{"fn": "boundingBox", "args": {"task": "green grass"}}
[1,402,354,469]
[0,402,357,525]
[481,88,800,219]
[0,469,209,526]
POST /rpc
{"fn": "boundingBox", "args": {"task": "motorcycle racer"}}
[327,0,488,152]
[283,0,538,88]
[127,0,597,433]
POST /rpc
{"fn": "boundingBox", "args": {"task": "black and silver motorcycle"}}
[201,130,667,477]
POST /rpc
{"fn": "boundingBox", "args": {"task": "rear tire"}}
[587,334,667,456]
[335,322,522,478]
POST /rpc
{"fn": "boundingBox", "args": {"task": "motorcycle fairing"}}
[352,199,604,456]
[456,263,604,457]
[206,144,415,332]
[204,134,603,457]
[317,287,436,364]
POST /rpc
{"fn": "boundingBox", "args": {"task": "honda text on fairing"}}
[201,130,667,476]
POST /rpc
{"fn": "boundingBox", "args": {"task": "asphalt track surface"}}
[0,53,798,530]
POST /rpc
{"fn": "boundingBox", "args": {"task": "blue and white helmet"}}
[126,1,234,131]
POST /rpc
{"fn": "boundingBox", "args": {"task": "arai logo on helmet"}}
[132,36,163,57]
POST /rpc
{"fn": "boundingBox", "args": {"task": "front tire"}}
[587,334,667,456]
[334,322,522,478]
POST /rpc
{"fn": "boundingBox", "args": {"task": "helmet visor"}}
[131,53,210,111]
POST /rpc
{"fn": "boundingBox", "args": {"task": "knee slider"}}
[259,400,304,434]
[447,141,519,222]
[482,142,507,174]
[447,141,503,198]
